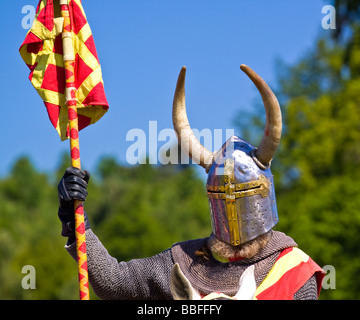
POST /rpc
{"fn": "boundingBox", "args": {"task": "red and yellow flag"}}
[19,0,109,141]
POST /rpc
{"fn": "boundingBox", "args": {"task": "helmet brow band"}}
[206,174,270,199]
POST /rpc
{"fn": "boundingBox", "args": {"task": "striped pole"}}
[60,0,90,300]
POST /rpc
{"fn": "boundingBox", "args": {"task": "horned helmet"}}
[172,65,282,246]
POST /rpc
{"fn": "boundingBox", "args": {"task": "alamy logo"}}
[21,5,35,30]
[21,265,36,290]
[126,121,234,165]
[322,265,336,290]
[322,5,336,30]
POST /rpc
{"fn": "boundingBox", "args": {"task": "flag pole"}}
[60,0,90,300]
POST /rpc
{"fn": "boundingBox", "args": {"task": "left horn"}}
[172,66,214,171]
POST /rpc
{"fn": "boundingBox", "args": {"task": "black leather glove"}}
[58,167,91,243]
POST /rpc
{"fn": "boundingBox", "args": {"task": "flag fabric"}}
[19,0,109,141]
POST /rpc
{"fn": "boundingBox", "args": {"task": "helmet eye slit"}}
[207,175,270,199]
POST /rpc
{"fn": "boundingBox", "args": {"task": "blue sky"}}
[1,0,331,177]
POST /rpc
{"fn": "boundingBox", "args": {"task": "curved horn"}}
[172,66,214,171]
[240,64,282,167]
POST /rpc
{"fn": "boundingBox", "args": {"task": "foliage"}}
[0,155,210,299]
[0,156,78,299]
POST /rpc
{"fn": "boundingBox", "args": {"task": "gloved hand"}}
[58,167,91,243]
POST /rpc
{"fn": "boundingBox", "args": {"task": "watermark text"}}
[322,5,336,30]
[21,5,35,30]
[21,265,36,290]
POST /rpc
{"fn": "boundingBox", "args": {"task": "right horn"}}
[240,64,282,167]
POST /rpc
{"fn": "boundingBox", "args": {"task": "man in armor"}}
[58,65,324,300]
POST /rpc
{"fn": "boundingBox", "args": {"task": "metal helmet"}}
[172,64,282,246]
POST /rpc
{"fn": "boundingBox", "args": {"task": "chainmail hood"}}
[171,230,297,296]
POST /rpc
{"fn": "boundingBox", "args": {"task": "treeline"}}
[0,155,212,300]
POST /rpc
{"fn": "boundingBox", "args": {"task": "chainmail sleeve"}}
[65,229,174,300]
[293,274,319,300]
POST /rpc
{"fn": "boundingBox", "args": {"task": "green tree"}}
[0,157,79,299]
